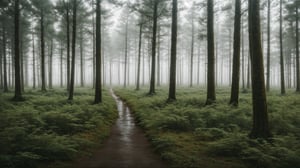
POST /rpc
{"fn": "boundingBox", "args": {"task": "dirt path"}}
[73,91,167,168]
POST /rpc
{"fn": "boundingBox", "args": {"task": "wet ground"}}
[73,90,167,168]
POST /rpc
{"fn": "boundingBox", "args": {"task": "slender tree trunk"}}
[32,31,36,89]
[109,60,112,86]
[190,9,195,88]
[247,51,251,89]
[229,0,241,106]
[279,0,286,95]
[69,0,77,101]
[295,6,300,92]
[142,40,145,86]
[168,0,177,101]
[206,0,216,105]
[49,39,53,89]
[13,0,22,100]
[3,25,8,92]
[60,40,63,88]
[228,28,232,85]
[124,16,128,88]
[136,23,143,90]
[242,18,245,90]
[66,2,70,91]
[40,11,46,92]
[20,39,24,92]
[266,0,271,91]
[149,0,158,95]
[157,25,161,86]
[92,0,96,89]
[94,0,102,103]
[197,43,201,85]
[80,27,84,87]
[248,0,271,139]
[215,40,218,86]
[0,39,2,90]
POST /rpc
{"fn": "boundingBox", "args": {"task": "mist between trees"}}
[0,0,300,138]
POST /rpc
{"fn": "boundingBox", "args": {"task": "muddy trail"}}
[73,90,167,168]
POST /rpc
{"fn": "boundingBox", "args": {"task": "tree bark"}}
[68,0,77,101]
[295,6,300,92]
[80,27,84,87]
[157,25,161,86]
[206,0,216,105]
[94,0,102,103]
[32,30,36,89]
[124,15,128,88]
[266,0,271,91]
[66,1,70,91]
[190,7,195,88]
[40,11,46,92]
[248,0,271,139]
[13,0,23,101]
[279,0,286,95]
[149,0,158,95]
[229,0,241,106]
[136,23,143,91]
[60,40,63,88]
[168,0,178,101]
[2,25,8,92]
[48,39,53,89]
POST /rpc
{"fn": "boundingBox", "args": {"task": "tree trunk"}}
[266,0,271,91]
[49,39,53,89]
[279,0,286,95]
[60,40,63,88]
[68,0,77,101]
[197,43,201,85]
[248,0,271,139]
[13,0,23,101]
[136,23,143,90]
[124,15,128,88]
[80,27,84,87]
[168,0,177,101]
[296,6,300,92]
[190,8,195,88]
[66,1,70,91]
[228,28,232,85]
[94,0,102,103]
[40,11,46,92]
[0,38,2,90]
[92,0,96,89]
[229,0,241,106]
[32,30,36,89]
[149,0,158,95]
[3,25,8,92]
[242,18,245,90]
[20,39,24,92]
[206,0,216,105]
[157,25,161,86]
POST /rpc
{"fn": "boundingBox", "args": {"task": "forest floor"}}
[114,87,300,168]
[0,88,118,168]
[1,87,300,168]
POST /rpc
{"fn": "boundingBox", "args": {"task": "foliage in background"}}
[0,88,118,168]
[115,87,300,168]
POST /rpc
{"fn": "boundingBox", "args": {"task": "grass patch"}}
[0,88,118,168]
[115,87,300,168]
